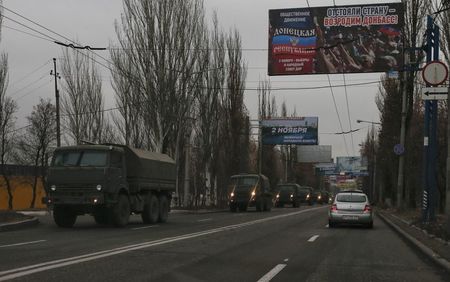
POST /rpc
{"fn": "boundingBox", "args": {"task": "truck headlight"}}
[290,194,294,198]
[306,194,310,199]
[276,194,279,198]
[251,191,256,196]
[96,185,102,191]
[50,185,56,191]
[230,192,234,197]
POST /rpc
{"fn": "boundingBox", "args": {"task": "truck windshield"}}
[278,186,294,193]
[53,151,108,167]
[231,176,258,186]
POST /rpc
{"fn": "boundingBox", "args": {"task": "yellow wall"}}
[0,176,47,210]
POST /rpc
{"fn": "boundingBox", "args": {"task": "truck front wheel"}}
[111,194,130,227]
[158,195,169,223]
[142,194,159,224]
[93,209,109,225]
[53,206,77,228]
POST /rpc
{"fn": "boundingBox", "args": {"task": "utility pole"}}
[422,16,440,223]
[446,21,450,234]
[52,58,61,147]
[397,55,407,210]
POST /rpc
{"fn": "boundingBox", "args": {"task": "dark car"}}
[274,183,302,208]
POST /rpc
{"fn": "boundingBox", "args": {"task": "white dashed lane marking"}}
[307,235,320,242]
[197,218,213,222]
[0,240,47,248]
[257,264,287,282]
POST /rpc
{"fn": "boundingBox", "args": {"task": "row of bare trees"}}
[0,0,250,209]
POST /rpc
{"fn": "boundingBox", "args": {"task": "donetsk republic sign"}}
[268,3,404,75]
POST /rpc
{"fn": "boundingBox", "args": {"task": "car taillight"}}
[364,205,372,213]
[330,204,337,212]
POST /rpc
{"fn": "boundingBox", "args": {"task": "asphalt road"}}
[0,205,448,282]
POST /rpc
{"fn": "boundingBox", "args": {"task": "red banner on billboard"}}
[268,3,404,75]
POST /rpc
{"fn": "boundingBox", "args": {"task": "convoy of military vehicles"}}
[43,144,330,227]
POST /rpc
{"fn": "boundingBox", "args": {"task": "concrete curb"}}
[377,211,450,273]
[0,217,39,232]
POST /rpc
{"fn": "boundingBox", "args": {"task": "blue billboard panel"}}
[261,118,318,145]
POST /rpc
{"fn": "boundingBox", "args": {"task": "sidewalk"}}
[0,210,40,232]
[377,210,450,273]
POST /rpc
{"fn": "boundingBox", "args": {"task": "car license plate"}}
[343,215,358,220]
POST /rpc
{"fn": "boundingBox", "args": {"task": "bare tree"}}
[111,0,207,154]
[15,99,56,208]
[193,13,226,206]
[61,48,105,145]
[0,4,17,210]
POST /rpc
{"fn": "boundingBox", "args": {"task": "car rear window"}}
[336,194,366,203]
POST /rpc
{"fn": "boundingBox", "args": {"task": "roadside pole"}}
[447,63,450,234]
[52,58,61,147]
[397,59,407,209]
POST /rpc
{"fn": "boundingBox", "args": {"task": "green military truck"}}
[228,174,273,212]
[43,144,176,228]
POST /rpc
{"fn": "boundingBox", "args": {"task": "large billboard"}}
[261,117,318,145]
[268,3,404,75]
[336,156,367,173]
[297,145,332,163]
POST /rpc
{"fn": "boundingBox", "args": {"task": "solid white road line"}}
[307,235,320,242]
[0,240,46,249]
[325,224,329,228]
[131,225,159,230]
[0,206,327,281]
[257,264,287,282]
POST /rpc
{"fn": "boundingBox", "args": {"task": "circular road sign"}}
[422,61,448,86]
[394,144,405,156]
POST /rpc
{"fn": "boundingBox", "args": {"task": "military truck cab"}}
[228,174,272,212]
[44,144,176,228]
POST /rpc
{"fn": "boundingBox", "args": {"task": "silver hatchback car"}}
[328,191,373,228]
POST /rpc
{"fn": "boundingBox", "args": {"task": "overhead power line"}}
[8,73,48,97]
[2,25,54,42]
[9,59,51,86]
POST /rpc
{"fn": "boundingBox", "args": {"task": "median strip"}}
[0,206,326,281]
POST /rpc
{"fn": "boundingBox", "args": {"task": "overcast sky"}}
[1,0,399,159]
